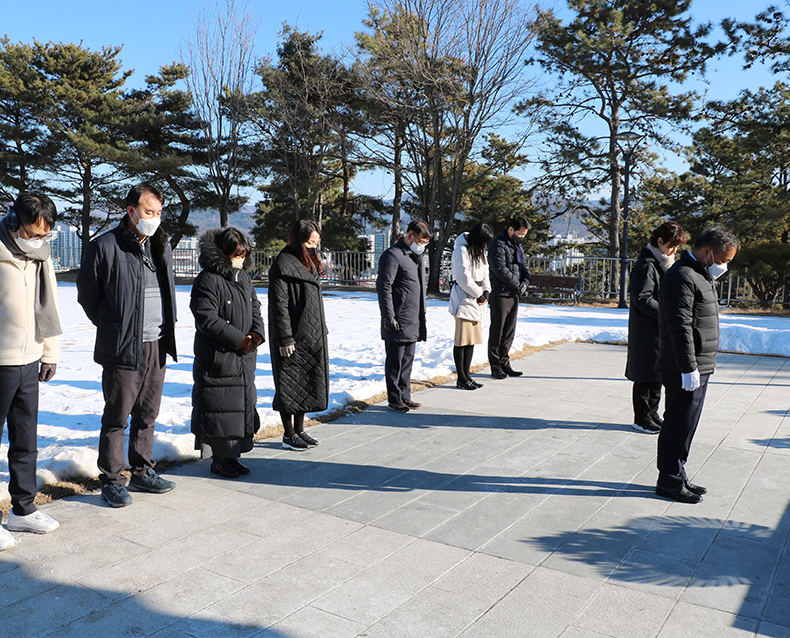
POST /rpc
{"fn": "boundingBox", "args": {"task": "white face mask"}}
[15,235,47,252]
[132,209,161,237]
[410,240,426,255]
[708,261,728,279]
[231,256,245,270]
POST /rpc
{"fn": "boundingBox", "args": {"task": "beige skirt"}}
[454,318,483,346]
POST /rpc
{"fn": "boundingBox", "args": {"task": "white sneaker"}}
[0,526,15,550]
[8,510,59,534]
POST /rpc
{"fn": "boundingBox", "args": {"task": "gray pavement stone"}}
[5,342,790,637]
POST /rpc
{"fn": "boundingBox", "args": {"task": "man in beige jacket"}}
[0,192,62,550]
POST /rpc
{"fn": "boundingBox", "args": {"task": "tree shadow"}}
[750,438,790,450]
[0,557,285,638]
[525,503,790,635]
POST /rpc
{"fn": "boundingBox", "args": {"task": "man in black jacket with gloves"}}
[655,226,739,503]
[77,183,178,508]
[488,216,531,379]
[376,220,431,413]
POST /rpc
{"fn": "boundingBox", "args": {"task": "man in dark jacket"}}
[655,226,739,504]
[77,183,178,508]
[488,216,531,379]
[376,220,431,413]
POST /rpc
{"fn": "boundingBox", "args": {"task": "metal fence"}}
[53,245,772,307]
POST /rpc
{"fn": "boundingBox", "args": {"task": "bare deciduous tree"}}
[180,0,258,227]
[358,0,541,291]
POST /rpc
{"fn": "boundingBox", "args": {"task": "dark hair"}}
[287,219,323,274]
[649,221,686,249]
[215,227,252,259]
[508,216,531,232]
[407,219,432,240]
[13,192,57,229]
[466,222,494,264]
[694,226,741,253]
[125,182,164,209]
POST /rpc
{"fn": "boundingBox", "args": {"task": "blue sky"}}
[2,0,784,198]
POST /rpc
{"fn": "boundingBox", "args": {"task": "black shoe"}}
[282,434,309,451]
[491,370,507,379]
[227,457,250,475]
[211,458,240,479]
[403,400,422,409]
[503,367,523,377]
[101,483,133,508]
[456,380,477,390]
[632,421,661,435]
[297,430,319,447]
[388,403,410,413]
[129,468,176,494]
[471,380,484,388]
[685,481,707,495]
[651,413,664,427]
[656,484,702,504]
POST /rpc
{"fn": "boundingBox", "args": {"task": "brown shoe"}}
[388,403,410,413]
[403,400,422,409]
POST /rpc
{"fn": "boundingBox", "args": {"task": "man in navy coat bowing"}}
[376,220,431,413]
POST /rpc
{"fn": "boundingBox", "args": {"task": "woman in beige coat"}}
[449,223,494,390]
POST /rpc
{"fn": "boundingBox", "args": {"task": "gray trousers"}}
[0,362,40,515]
[98,340,166,485]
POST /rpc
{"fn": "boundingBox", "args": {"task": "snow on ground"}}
[2,282,790,492]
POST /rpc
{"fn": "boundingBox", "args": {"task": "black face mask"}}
[306,247,317,257]
[511,233,525,245]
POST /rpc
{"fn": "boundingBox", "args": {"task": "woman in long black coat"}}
[625,221,686,434]
[268,219,329,451]
[190,228,264,478]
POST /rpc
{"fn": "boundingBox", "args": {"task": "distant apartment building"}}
[51,224,82,271]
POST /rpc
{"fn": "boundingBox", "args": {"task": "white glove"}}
[681,369,701,392]
[279,344,296,358]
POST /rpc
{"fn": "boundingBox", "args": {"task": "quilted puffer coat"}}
[268,246,329,414]
[488,229,530,298]
[657,251,720,376]
[190,230,264,441]
[625,246,666,383]
[448,232,491,322]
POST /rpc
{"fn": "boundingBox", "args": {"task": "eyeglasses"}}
[21,225,53,241]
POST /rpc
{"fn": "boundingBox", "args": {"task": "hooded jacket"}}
[190,229,264,441]
[77,216,177,370]
[0,239,60,366]
[448,232,491,322]
[657,250,720,376]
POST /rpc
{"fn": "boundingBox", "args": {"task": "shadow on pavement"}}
[0,557,282,638]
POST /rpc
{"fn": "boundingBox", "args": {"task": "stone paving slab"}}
[1,341,790,637]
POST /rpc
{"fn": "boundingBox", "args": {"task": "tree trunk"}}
[166,175,192,249]
[390,126,404,246]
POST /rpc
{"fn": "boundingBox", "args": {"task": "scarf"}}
[647,243,675,274]
[0,212,63,340]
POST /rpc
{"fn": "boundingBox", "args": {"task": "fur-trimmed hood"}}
[198,228,252,280]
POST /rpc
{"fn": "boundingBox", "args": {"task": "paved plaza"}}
[2,341,790,637]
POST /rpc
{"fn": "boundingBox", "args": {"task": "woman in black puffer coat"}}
[190,228,265,478]
[625,221,686,435]
[268,219,329,451]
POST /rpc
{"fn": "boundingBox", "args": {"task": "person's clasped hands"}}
[236,333,263,356]
[517,281,529,296]
[477,290,489,305]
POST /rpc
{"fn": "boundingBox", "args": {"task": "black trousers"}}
[632,381,662,425]
[384,341,415,405]
[488,296,519,373]
[99,340,166,486]
[657,373,709,489]
[0,362,40,516]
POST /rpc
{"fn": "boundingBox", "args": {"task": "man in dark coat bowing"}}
[656,226,739,504]
[488,216,531,379]
[376,220,431,413]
